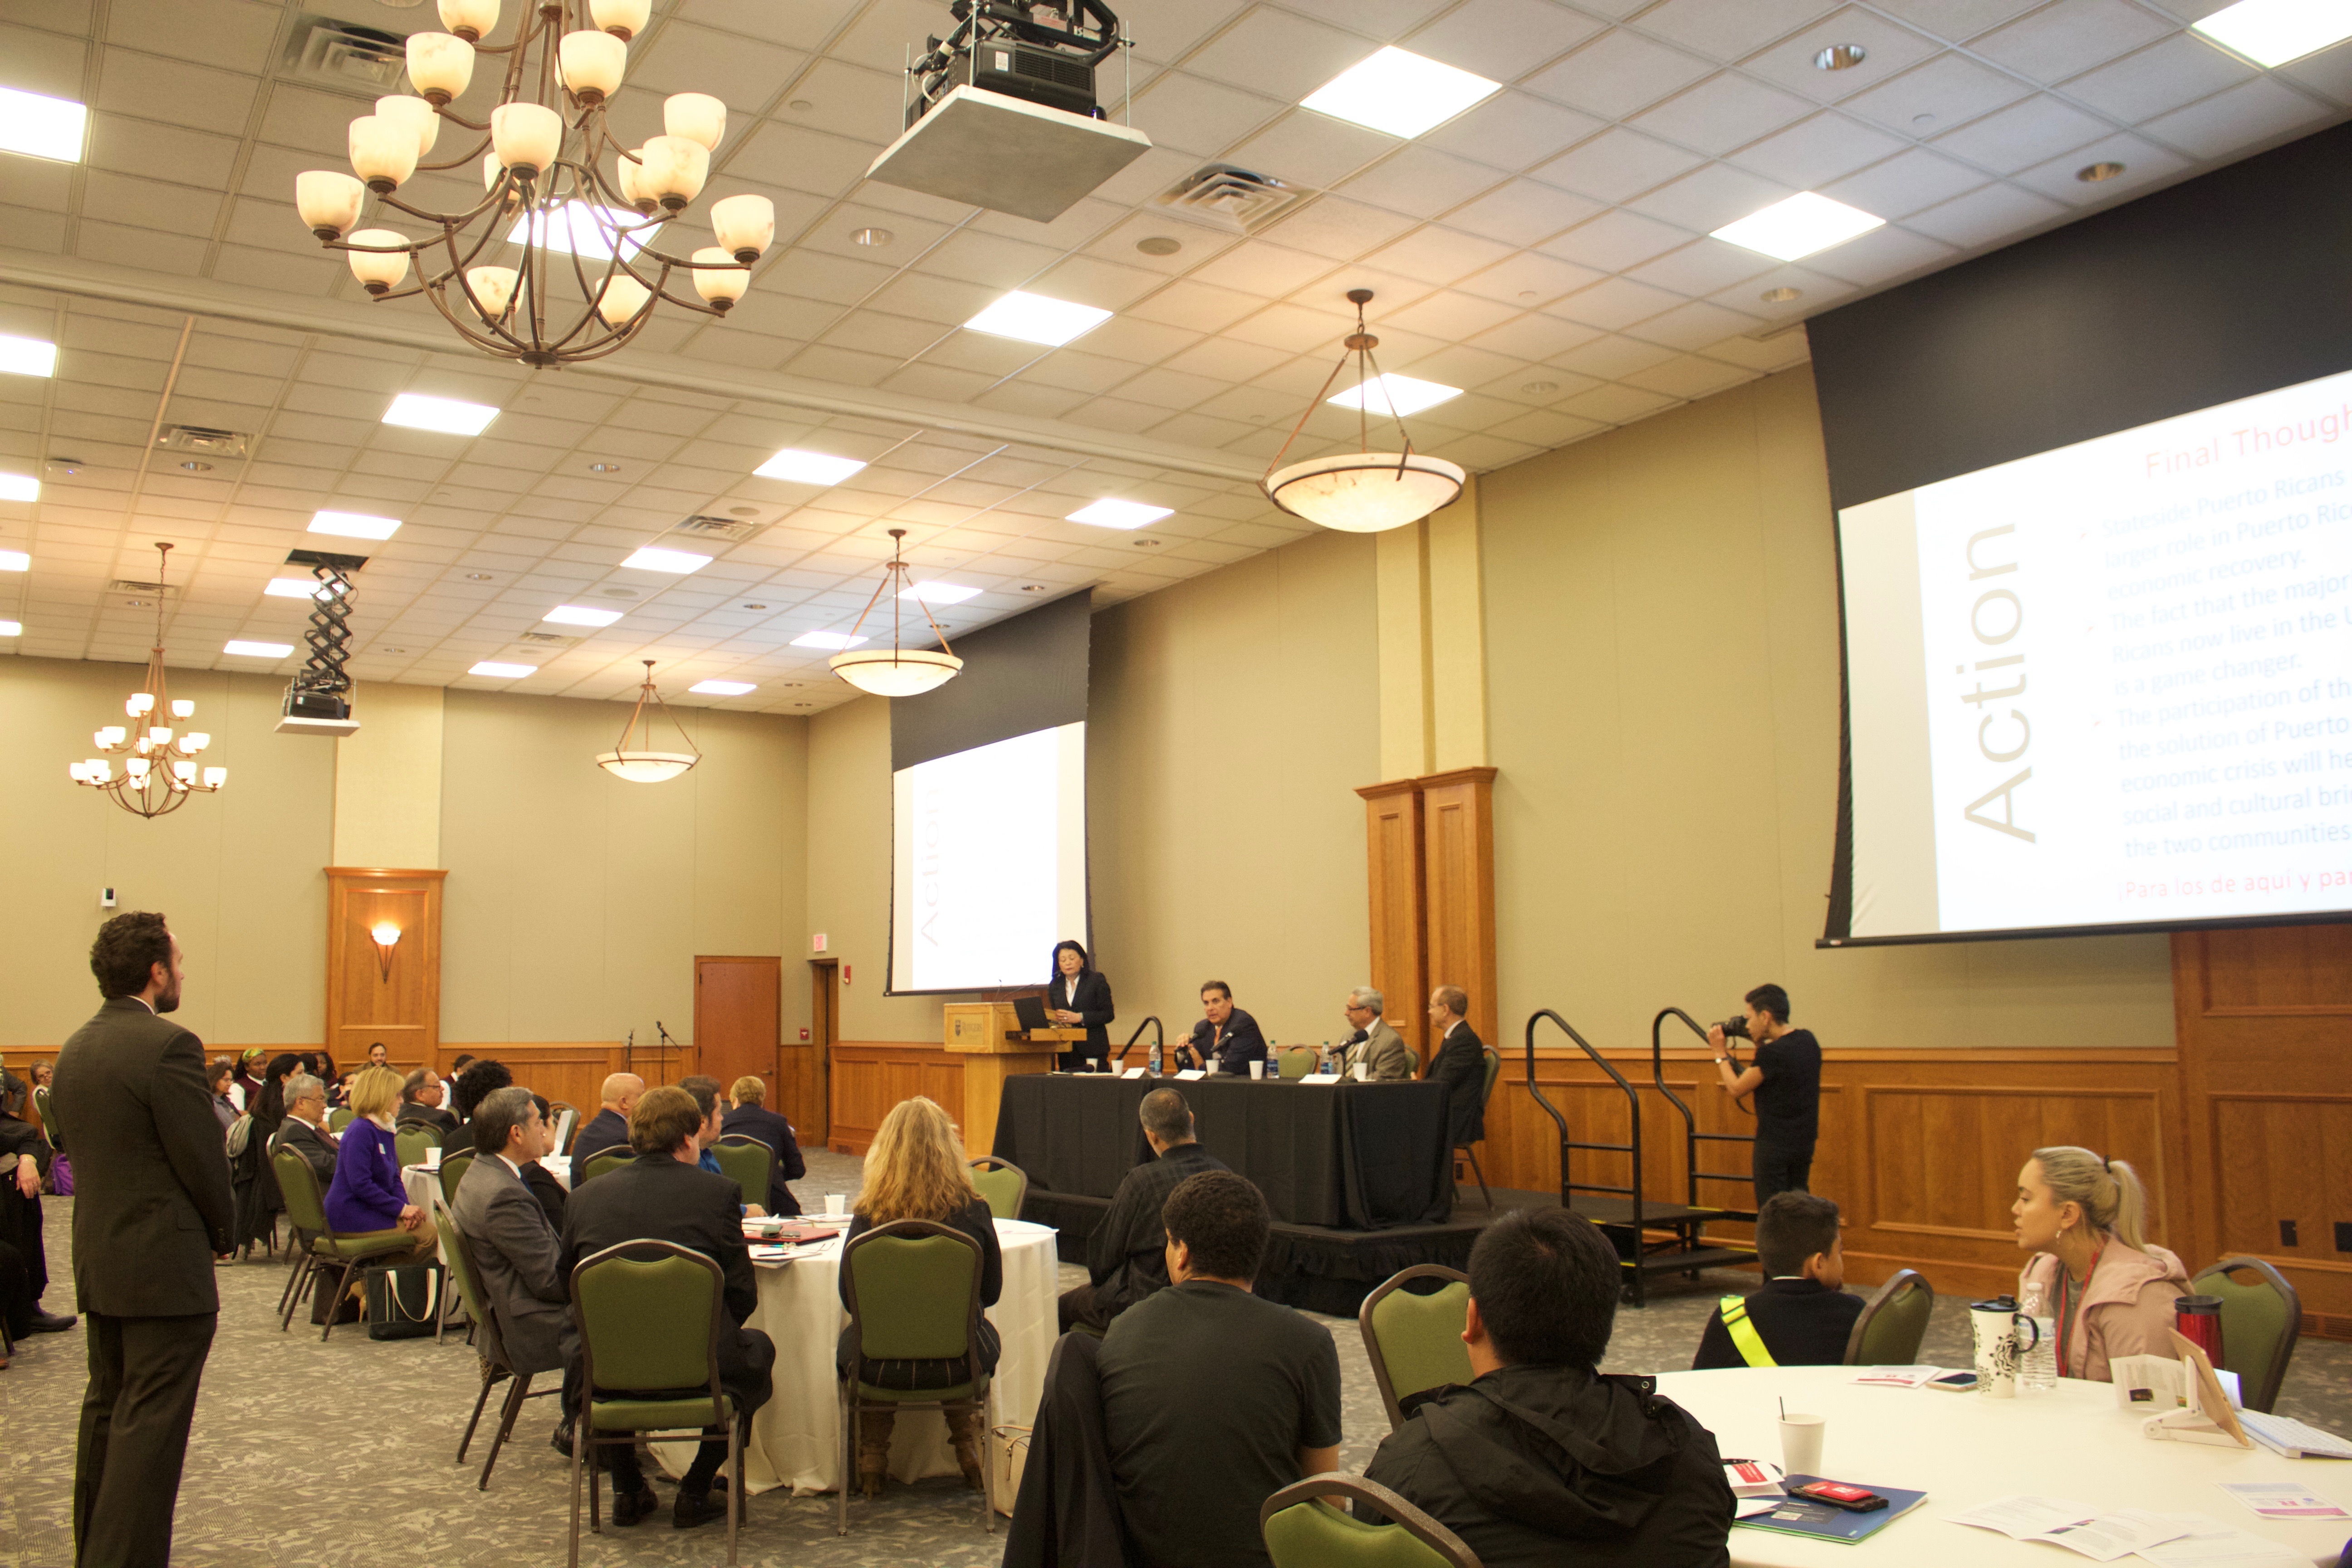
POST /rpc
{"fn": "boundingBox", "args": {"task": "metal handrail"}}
[1653,1005,1759,1213]
[1112,1015,1164,1065]
[1525,1009,1644,1235]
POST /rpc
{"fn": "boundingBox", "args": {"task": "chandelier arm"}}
[1356,342,1419,475]
[843,564,897,638]
[1259,344,1360,486]
[648,284,729,318]
[416,279,529,358]
[414,125,496,173]
[378,182,510,230]
[556,317,656,362]
[523,200,551,353]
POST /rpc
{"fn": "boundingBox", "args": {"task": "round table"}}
[1654,1367,2352,1568]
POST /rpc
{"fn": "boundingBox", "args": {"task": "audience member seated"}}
[1365,1207,1735,1568]
[1692,1192,1859,1368]
[451,1086,574,1447]
[207,1058,239,1133]
[232,1047,266,1115]
[558,1085,775,1529]
[721,1076,805,1216]
[272,1073,349,1323]
[837,1095,1000,1497]
[229,1052,298,1257]
[675,1075,763,1218]
[569,1073,642,1167]
[323,1066,437,1281]
[517,1093,566,1226]
[1058,1088,1227,1333]
[394,1068,457,1134]
[440,1058,513,1152]
[364,1043,389,1070]
[1098,1171,1339,1568]
[0,1070,74,1347]
[2014,1145,2186,1382]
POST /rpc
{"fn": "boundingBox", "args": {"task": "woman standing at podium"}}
[1049,940,1115,1071]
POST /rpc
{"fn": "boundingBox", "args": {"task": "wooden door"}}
[800,958,837,1145]
[694,956,779,1095]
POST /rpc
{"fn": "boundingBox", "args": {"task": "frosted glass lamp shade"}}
[590,0,651,39]
[348,115,418,191]
[596,750,698,783]
[663,92,726,150]
[466,265,519,320]
[437,0,497,39]
[637,134,707,208]
[183,732,209,751]
[1264,451,1465,533]
[369,921,402,947]
[202,767,227,788]
[613,151,652,211]
[710,193,773,261]
[346,229,412,292]
[296,171,365,238]
[375,94,439,157]
[406,32,475,102]
[691,248,749,307]
[491,102,561,176]
[828,646,963,697]
[559,31,625,103]
[170,699,195,720]
[172,760,196,784]
[594,272,651,325]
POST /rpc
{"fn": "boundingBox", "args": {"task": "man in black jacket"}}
[50,912,237,1568]
[1423,985,1489,1150]
[721,1076,805,1215]
[1176,981,1267,1075]
[1058,1088,1228,1332]
[1691,1192,1859,1369]
[569,1071,642,1168]
[1364,1206,1735,1568]
[559,1085,775,1530]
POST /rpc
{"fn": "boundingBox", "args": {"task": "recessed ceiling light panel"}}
[623,545,712,573]
[755,448,867,485]
[0,87,87,162]
[383,392,499,435]
[1067,499,1172,529]
[0,549,28,570]
[0,473,39,503]
[0,334,57,377]
[790,631,867,650]
[2193,0,2352,64]
[309,510,401,539]
[224,639,295,658]
[1300,48,1500,140]
[964,290,1112,346]
[544,604,624,627]
[1710,192,1884,261]
[690,679,757,696]
[899,581,981,605]
[470,661,536,677]
[1329,373,1462,417]
[0,620,18,637]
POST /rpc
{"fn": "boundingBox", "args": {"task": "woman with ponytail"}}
[2012,1146,2188,1382]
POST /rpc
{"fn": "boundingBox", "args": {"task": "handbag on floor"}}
[990,1423,1030,1518]
[365,1265,441,1340]
[48,1154,71,1196]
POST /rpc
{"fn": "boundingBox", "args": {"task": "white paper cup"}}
[824,1193,847,1217]
[1779,1414,1824,1478]
[1249,1060,1264,1080]
[1352,1063,1368,1082]
[1088,1059,1101,1073]
[423,1146,441,1169]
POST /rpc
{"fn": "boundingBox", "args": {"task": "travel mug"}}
[1970,1294,2041,1397]
[2175,1295,2225,1363]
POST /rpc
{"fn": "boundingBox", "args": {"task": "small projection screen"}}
[887,589,1091,993]
[1813,122,2352,946]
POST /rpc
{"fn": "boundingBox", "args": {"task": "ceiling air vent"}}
[157,425,251,459]
[108,578,180,601]
[516,631,579,647]
[1155,164,1310,235]
[285,16,411,94]
[670,514,762,542]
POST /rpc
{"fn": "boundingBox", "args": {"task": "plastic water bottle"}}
[1320,1041,1333,1073]
[2018,1279,2058,1392]
[1148,1039,1161,1076]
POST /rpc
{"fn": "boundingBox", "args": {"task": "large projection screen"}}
[1835,367,2352,944]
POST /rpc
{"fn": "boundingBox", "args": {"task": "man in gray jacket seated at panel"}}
[450,1086,576,1445]
[1338,987,1417,1081]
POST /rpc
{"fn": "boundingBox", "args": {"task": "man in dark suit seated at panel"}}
[1423,985,1488,1151]
[568,1072,643,1168]
[1176,980,1268,1075]
[1058,1088,1228,1333]
[722,1076,805,1216]
[558,1085,776,1530]
[451,1086,576,1448]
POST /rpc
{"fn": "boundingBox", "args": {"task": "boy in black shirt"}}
[1706,982,1821,1206]
[1692,1191,1862,1369]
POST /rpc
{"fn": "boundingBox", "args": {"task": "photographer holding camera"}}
[1707,983,1820,1208]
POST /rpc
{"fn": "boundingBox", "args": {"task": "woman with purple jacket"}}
[324,1066,436,1264]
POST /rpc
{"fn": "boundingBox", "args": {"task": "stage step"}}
[1626,1245,1753,1277]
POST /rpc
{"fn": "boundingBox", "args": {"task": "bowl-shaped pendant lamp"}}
[1260,288,1463,533]
[595,659,701,782]
[825,527,964,698]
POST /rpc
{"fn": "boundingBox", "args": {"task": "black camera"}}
[1719,1015,1750,1040]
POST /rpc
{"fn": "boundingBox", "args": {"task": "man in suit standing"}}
[1424,985,1488,1152]
[1337,987,1416,1082]
[559,1086,775,1529]
[451,1086,575,1443]
[568,1072,642,1168]
[722,1077,805,1216]
[49,911,235,1568]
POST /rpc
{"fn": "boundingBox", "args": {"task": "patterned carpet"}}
[3,1150,2346,1567]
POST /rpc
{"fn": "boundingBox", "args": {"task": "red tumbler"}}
[2175,1294,2225,1363]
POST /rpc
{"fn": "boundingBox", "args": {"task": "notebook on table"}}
[1735,1478,1927,1544]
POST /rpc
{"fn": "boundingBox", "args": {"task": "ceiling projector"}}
[867,0,1152,224]
[275,550,363,737]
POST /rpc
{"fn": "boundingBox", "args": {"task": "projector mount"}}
[907,0,1125,127]
[277,549,364,736]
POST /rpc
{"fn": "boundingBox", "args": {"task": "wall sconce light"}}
[369,921,401,982]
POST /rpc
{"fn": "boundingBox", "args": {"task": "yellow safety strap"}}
[1720,1295,1777,1368]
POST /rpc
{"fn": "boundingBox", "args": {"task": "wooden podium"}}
[942,1002,1068,1159]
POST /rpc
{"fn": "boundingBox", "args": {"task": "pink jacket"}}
[2019,1237,2189,1384]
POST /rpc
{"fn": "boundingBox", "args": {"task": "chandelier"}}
[1263,289,1465,533]
[292,0,776,368]
[828,529,963,698]
[596,659,701,783]
[69,544,227,818]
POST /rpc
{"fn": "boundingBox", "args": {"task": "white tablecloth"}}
[1655,1366,2352,1568]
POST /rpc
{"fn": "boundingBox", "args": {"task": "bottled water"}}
[1148,1039,1161,1076]
[2018,1280,2058,1392]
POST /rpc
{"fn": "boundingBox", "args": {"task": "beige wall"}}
[804,692,945,1044]
[1479,365,2173,1054]
[0,654,334,1049]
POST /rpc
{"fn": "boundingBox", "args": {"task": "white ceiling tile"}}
[1729,110,1912,186]
[2276,36,2352,105]
[730,125,888,199]
[1256,195,1421,259]
[1225,110,1399,189]
[1840,52,2035,136]
[1540,209,1698,271]
[1422,91,1606,169]
[87,114,240,190]
[2009,132,2191,203]
[1969,0,2176,83]
[94,49,257,136]
[1185,9,1379,102]
[1338,147,1509,218]
[1083,215,1244,277]
[1632,0,1842,60]
[1127,71,1289,157]
[0,21,86,98]
[1530,127,1708,201]
[1125,0,1253,65]
[1454,246,1607,304]
[1740,9,1946,103]
[1523,31,1717,119]
[1865,0,2048,40]
[1556,382,1681,423]
[1705,262,1854,317]
[1901,181,2071,246]
[1402,0,1609,82]
[1279,0,1457,38]
[0,158,74,213]
[1549,275,1686,329]
[1623,298,1769,350]
[1383,290,1524,338]
[1466,311,1604,360]
[1186,241,1341,297]
[1440,179,1606,246]
[630,23,813,114]
[1798,222,1958,284]
[1821,146,1992,216]
[1127,279,1273,333]
[1929,93,2113,173]
[914,228,1066,290]
[1625,162,1798,230]
[688,0,868,49]
[1629,73,1820,155]
[1622,238,1777,295]
[1364,226,1521,285]
[2060,33,2262,121]
[1488,407,1608,446]
[2137,75,2334,158]
[1621,353,1759,398]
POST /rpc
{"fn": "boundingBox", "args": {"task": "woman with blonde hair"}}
[2013,1145,2187,1382]
[837,1095,1001,1498]
[324,1065,436,1266]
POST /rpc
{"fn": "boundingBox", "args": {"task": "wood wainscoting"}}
[1478,1046,2189,1305]
[432,1044,699,1116]
[828,1042,963,1156]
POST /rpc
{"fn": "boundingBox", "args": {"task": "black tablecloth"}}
[991,1073,1455,1229]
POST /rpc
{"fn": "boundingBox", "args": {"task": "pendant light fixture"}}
[595,659,700,782]
[69,543,228,817]
[1262,288,1465,533]
[826,528,963,698]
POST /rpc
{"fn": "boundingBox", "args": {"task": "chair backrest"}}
[1360,1265,1475,1431]
[393,1124,439,1171]
[1261,1475,1483,1568]
[582,1149,633,1184]
[433,1193,510,1370]
[2192,1255,2301,1414]
[968,1156,1028,1222]
[31,1085,54,1147]
[272,1145,332,1235]
[437,1148,475,1206]
[1278,1045,1317,1080]
[710,1135,772,1207]
[1843,1268,1934,1366]
[327,1107,356,1132]
[571,1241,724,1408]
[843,1220,983,1366]
[549,1102,579,1155]
[1478,1048,1502,1108]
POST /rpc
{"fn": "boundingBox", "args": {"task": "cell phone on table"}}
[1927,1371,1980,1392]
[1791,1482,1888,1512]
